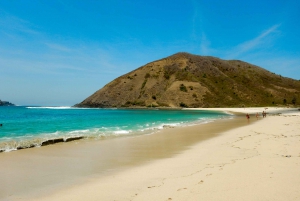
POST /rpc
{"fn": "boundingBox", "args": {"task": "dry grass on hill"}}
[76,52,300,108]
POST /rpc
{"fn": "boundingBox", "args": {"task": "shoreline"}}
[1,110,246,200]
[1,107,299,200]
[0,108,228,153]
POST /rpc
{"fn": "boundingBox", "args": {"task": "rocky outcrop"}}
[75,52,300,108]
[0,100,15,106]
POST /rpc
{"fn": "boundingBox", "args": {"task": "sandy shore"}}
[2,107,300,200]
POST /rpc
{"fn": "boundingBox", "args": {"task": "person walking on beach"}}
[262,111,266,118]
[256,112,259,119]
[246,113,250,122]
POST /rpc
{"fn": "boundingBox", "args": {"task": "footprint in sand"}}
[198,180,204,184]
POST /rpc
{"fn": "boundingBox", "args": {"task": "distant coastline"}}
[0,100,15,106]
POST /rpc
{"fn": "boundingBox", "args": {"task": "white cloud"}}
[226,24,281,59]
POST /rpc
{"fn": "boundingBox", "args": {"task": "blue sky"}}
[0,0,299,106]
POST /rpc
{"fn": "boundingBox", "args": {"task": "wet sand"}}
[0,113,247,200]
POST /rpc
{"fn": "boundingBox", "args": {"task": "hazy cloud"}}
[0,14,40,35]
[227,24,281,58]
[199,33,217,56]
[45,43,73,52]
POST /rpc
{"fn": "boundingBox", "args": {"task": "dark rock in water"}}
[0,100,15,106]
[65,136,84,142]
[41,138,64,146]
[17,144,36,150]
[0,137,85,153]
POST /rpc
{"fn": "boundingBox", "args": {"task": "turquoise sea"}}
[0,106,230,152]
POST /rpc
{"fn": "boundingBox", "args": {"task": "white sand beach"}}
[1,107,300,201]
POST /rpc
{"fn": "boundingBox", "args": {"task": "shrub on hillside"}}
[179,84,187,92]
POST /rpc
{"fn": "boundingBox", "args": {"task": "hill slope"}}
[75,53,300,108]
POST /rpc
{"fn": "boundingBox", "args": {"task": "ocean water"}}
[0,106,230,152]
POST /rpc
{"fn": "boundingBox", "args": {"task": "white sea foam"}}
[0,137,12,140]
[26,106,70,109]
[114,130,130,134]
[69,129,90,134]
[26,106,95,110]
